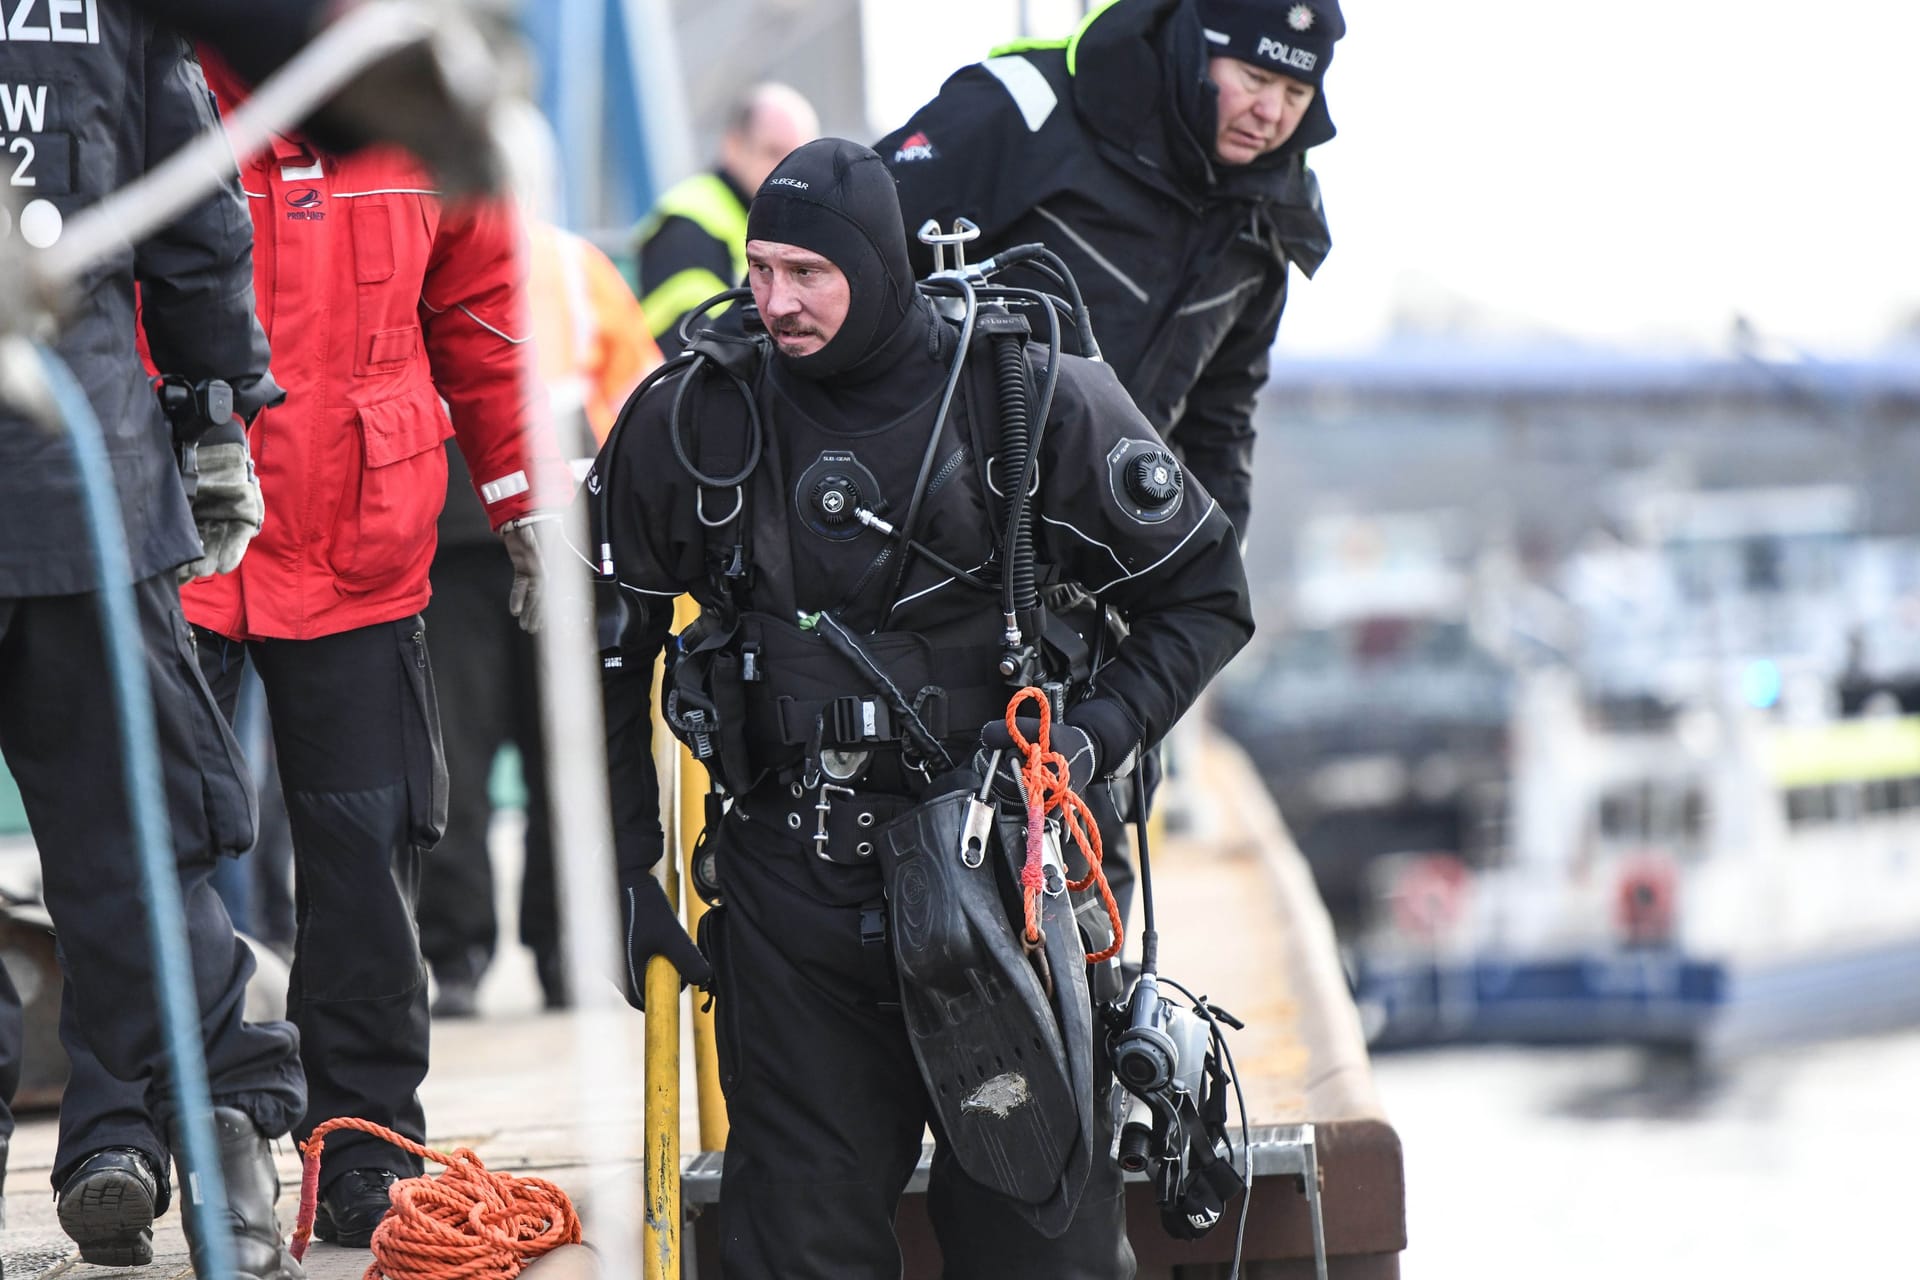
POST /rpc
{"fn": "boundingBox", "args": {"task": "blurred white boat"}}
[1356,671,1920,1056]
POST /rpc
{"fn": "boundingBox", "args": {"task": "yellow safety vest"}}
[635,172,750,340]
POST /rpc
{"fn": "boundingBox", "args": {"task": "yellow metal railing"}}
[643,596,729,1279]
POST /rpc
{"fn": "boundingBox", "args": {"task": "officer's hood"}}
[746,139,922,383]
[1069,0,1336,187]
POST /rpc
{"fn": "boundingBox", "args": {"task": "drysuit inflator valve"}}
[1126,452,1182,507]
[811,473,861,525]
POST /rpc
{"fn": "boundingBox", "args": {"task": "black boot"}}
[535,949,571,1011]
[313,1167,398,1248]
[58,1147,166,1266]
[175,1107,304,1280]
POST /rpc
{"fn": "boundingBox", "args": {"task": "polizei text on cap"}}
[1255,36,1317,72]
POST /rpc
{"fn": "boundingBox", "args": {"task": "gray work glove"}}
[500,514,563,634]
[178,441,264,581]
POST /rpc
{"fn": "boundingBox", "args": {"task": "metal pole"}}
[539,526,642,1280]
[642,643,684,1279]
[624,0,695,200]
[673,595,729,1152]
[555,0,608,227]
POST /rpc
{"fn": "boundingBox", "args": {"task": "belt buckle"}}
[813,781,855,861]
[831,695,891,745]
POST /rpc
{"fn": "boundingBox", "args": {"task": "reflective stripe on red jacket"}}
[183,60,565,641]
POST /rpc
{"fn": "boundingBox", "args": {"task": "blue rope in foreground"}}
[34,345,236,1278]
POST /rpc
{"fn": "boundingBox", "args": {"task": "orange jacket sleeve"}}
[582,238,662,444]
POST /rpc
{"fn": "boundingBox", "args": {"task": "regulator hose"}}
[992,328,1040,635]
[976,244,1101,361]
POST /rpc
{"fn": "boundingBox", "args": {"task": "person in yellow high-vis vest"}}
[632,83,818,355]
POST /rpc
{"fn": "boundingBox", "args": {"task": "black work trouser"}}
[416,543,557,981]
[0,959,19,1159]
[0,575,306,1194]
[706,809,1136,1280]
[55,616,440,1189]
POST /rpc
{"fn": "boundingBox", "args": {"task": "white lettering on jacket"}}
[0,0,101,44]
[0,82,46,130]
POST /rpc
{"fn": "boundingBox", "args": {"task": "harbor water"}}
[1377,1032,1920,1277]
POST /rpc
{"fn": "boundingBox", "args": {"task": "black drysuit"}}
[878,0,1335,537]
[587,139,1254,1279]
[0,1,302,1179]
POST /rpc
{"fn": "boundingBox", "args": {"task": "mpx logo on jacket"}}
[892,132,936,163]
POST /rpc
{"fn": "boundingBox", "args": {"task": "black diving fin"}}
[879,787,1095,1237]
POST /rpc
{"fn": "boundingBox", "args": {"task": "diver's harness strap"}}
[665,608,1012,797]
[730,783,917,866]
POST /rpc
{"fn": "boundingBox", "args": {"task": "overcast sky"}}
[864,1,1916,357]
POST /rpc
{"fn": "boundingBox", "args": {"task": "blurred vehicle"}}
[1355,669,1920,1058]
[1563,482,1860,715]
[1213,511,1515,927]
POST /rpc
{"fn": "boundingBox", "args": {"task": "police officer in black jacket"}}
[0,7,305,1277]
[588,137,1253,1279]
[880,0,1344,538]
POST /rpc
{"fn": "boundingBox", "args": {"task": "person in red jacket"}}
[48,55,569,1258]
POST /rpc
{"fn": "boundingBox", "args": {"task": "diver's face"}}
[747,240,850,357]
[1208,56,1316,165]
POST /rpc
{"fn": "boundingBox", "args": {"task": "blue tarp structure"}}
[519,0,683,237]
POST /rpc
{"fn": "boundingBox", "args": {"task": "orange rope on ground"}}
[1004,687,1125,964]
[290,1116,581,1280]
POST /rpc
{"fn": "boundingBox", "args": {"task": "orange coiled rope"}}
[290,1116,580,1280]
[1004,686,1125,964]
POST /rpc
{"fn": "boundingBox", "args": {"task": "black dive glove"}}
[976,717,1099,808]
[619,866,711,1011]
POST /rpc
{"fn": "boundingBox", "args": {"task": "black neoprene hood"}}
[746,138,918,380]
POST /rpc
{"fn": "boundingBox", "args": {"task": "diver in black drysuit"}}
[585,138,1254,1279]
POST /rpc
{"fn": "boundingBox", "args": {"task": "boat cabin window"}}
[1782,781,1896,827]
[1864,779,1901,815]
[1840,776,1920,822]
[1464,780,1510,865]
[1786,785,1835,825]
[1596,780,1710,855]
